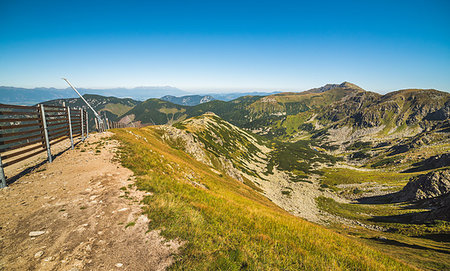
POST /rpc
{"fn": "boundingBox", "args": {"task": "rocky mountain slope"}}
[161,95,215,106]
[119,82,449,145]
[156,113,340,223]
[110,124,413,270]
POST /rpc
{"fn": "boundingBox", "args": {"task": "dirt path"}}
[0,132,181,271]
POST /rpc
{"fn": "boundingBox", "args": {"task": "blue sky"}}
[0,0,449,93]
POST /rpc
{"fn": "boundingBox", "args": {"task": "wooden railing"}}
[0,103,89,187]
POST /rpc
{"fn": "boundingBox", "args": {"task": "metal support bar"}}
[67,106,74,149]
[80,108,85,141]
[39,104,52,163]
[85,110,89,138]
[0,155,6,188]
[94,117,99,131]
[103,111,110,130]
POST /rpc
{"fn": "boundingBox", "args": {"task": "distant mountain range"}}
[0,86,281,106]
[161,95,215,106]
[0,86,186,105]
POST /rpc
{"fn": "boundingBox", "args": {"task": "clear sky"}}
[0,0,449,93]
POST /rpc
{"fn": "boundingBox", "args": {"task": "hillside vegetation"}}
[112,126,413,270]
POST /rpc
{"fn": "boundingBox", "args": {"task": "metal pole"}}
[80,108,84,141]
[94,117,99,131]
[67,106,74,149]
[103,111,110,130]
[85,110,89,138]
[0,155,6,188]
[39,104,52,163]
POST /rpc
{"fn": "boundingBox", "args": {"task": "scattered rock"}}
[34,250,44,258]
[115,263,123,268]
[29,231,46,237]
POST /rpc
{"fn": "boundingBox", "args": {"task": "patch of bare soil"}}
[0,132,181,271]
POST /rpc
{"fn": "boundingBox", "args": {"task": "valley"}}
[4,82,449,270]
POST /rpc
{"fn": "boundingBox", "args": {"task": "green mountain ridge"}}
[117,83,449,145]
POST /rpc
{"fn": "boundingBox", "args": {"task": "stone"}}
[29,231,46,237]
[398,169,450,201]
[115,263,123,268]
[34,251,44,258]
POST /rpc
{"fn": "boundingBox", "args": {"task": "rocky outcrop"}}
[158,125,212,167]
[403,153,450,173]
[398,170,450,202]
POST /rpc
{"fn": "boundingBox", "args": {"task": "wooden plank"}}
[49,130,67,140]
[0,128,42,138]
[43,104,65,109]
[1,144,43,160]
[44,109,66,113]
[0,111,39,116]
[2,148,46,167]
[0,117,40,123]
[48,126,68,135]
[0,138,43,153]
[0,123,41,130]
[50,135,69,145]
[46,120,68,126]
[46,117,68,122]
[45,114,67,118]
[0,104,37,110]
[0,134,43,145]
[46,122,68,128]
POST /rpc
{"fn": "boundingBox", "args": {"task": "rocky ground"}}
[159,124,346,225]
[0,132,181,271]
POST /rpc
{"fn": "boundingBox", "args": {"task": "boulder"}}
[398,170,450,201]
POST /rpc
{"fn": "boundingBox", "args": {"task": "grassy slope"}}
[316,167,450,270]
[320,168,417,190]
[112,127,412,270]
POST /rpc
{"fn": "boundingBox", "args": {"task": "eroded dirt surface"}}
[0,132,181,271]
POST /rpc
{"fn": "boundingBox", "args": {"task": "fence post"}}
[67,106,74,149]
[39,104,52,163]
[85,110,89,138]
[80,108,85,141]
[0,155,6,188]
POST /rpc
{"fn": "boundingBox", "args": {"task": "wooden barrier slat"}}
[46,116,67,120]
[2,148,47,167]
[46,120,68,126]
[46,117,68,123]
[47,122,68,128]
[50,135,69,145]
[0,133,43,145]
[0,138,43,154]
[45,113,66,117]
[48,126,68,135]
[0,117,41,123]
[0,123,41,130]
[43,104,65,109]
[1,144,43,160]
[0,111,39,116]
[0,104,37,110]
[49,130,67,140]
[44,110,66,113]
[0,128,42,138]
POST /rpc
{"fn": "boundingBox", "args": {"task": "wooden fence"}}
[0,103,89,187]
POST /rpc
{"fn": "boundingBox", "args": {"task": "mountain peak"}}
[307,82,365,94]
